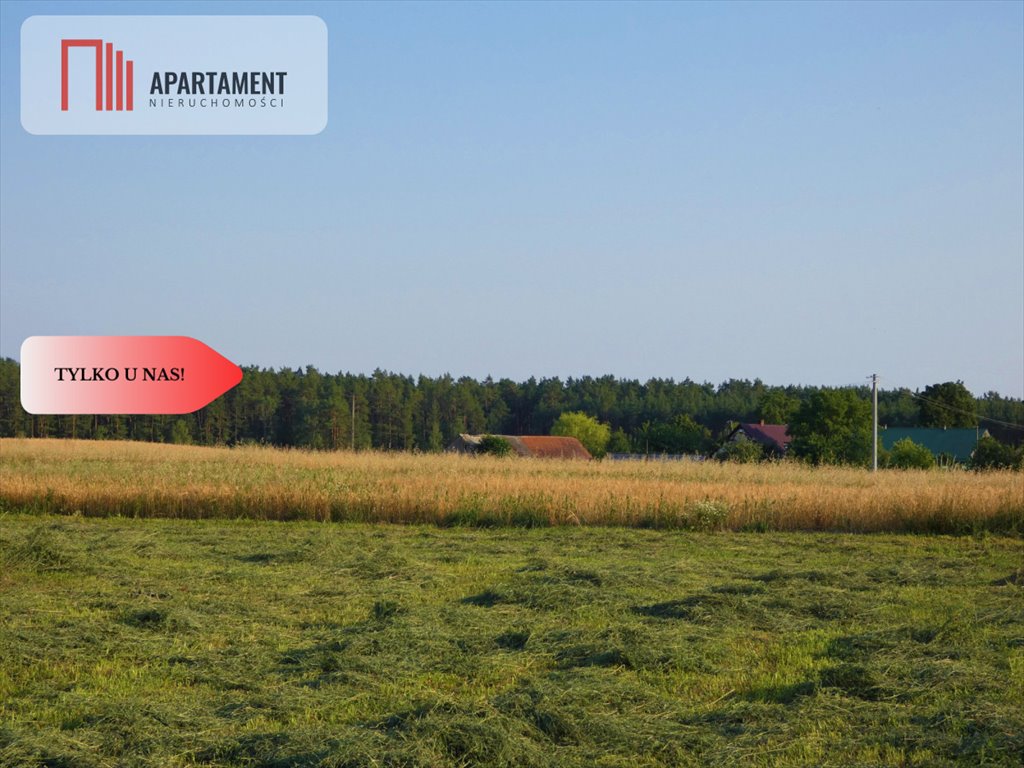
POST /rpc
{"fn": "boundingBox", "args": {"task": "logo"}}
[61,39,134,111]
[23,16,327,135]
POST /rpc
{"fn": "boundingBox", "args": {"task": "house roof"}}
[736,423,791,453]
[880,428,983,462]
[513,436,593,460]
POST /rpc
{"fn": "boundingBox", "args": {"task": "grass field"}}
[1,515,1022,767]
[1,439,1022,533]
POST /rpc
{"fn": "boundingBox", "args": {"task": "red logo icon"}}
[61,39,134,111]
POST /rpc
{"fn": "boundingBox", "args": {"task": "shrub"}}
[717,439,764,464]
[971,436,1023,471]
[885,438,935,470]
[478,435,513,457]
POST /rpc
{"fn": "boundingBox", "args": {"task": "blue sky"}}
[2,1,1022,397]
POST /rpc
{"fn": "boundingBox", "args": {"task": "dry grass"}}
[1,438,1021,533]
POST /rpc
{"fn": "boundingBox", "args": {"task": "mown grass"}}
[1,439,1022,533]
[1,515,1022,767]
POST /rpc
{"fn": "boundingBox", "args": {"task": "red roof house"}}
[726,422,792,456]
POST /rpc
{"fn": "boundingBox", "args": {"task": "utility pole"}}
[870,373,879,472]
[351,393,356,452]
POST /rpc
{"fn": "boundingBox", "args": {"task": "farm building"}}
[879,427,987,464]
[449,434,593,460]
[724,422,792,457]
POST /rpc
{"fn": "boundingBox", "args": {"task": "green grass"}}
[1,515,1022,767]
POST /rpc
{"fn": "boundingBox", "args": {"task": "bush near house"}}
[477,434,514,457]
[884,438,936,470]
[971,435,1024,471]
[717,438,765,463]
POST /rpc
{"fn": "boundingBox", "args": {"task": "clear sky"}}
[2,0,1022,397]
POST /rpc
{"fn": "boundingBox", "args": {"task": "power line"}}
[908,392,1024,431]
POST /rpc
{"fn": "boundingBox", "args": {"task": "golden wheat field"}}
[1,438,1021,532]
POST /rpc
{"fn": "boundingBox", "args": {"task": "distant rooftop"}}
[880,427,984,463]
[734,423,792,454]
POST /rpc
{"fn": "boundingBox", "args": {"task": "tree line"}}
[0,358,1020,455]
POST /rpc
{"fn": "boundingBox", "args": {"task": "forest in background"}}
[1,358,1020,453]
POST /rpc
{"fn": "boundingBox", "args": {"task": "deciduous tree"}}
[918,381,976,428]
[788,389,872,466]
[551,411,611,458]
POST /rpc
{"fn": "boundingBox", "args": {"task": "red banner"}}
[20,336,242,414]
